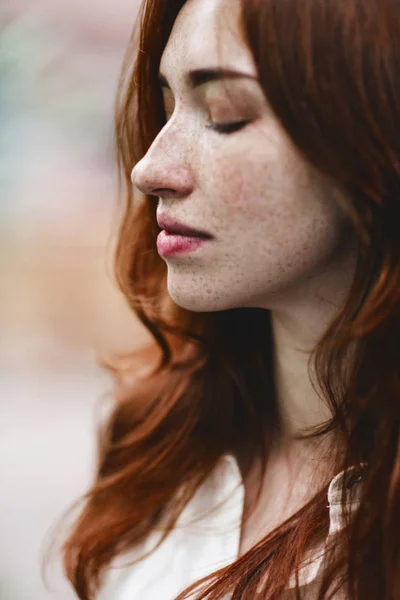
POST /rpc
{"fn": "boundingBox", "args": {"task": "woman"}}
[60,0,400,598]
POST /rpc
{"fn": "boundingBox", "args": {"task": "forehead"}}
[159,0,257,80]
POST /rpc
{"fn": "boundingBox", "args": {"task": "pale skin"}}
[131,0,358,554]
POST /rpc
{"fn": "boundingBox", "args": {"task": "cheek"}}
[203,133,322,224]
[200,133,349,273]
[213,155,268,211]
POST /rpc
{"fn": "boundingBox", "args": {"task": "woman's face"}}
[132,0,356,314]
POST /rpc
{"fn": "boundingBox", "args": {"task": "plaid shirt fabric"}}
[98,455,366,600]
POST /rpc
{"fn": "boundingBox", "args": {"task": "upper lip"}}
[156,214,212,238]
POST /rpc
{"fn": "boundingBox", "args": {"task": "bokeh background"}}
[0,2,149,598]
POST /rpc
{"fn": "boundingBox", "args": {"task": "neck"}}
[269,237,357,443]
[271,312,331,440]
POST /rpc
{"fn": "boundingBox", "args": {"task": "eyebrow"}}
[158,68,258,90]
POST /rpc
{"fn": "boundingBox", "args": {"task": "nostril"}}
[131,162,195,198]
[152,188,181,198]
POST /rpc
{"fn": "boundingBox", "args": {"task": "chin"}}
[167,285,235,313]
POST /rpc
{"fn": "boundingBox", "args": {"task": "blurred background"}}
[0,1,149,598]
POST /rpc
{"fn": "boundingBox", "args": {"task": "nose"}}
[131,144,195,199]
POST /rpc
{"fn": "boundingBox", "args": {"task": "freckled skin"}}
[132,0,360,529]
[132,0,357,321]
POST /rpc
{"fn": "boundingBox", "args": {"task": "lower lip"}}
[157,230,211,257]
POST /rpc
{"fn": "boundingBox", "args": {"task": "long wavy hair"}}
[60,0,400,598]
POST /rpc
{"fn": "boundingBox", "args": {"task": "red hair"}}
[59,0,400,598]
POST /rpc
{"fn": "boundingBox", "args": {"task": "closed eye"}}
[206,120,251,135]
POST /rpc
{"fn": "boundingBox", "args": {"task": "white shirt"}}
[98,454,366,600]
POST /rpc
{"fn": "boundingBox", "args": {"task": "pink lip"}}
[156,214,212,238]
[157,230,211,257]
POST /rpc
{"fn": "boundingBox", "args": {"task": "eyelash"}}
[206,120,250,135]
[161,103,250,136]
